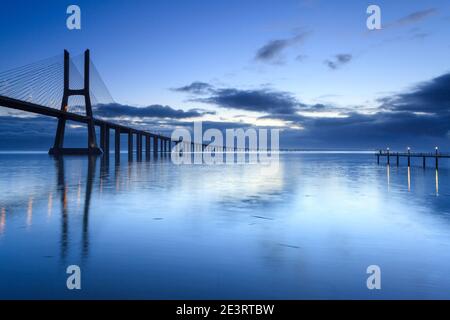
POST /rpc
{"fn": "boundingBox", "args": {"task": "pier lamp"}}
[436,146,439,155]
[407,146,410,153]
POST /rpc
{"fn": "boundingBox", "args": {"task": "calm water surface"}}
[1,152,450,299]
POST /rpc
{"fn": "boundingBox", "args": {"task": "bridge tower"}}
[49,50,102,155]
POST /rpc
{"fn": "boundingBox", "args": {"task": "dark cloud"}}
[380,72,450,114]
[324,54,352,70]
[394,8,438,27]
[171,82,213,95]
[255,31,310,63]
[261,71,450,149]
[295,54,308,62]
[94,103,213,119]
[410,32,430,40]
[199,88,302,114]
[176,81,305,115]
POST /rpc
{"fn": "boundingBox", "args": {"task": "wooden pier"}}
[376,149,450,169]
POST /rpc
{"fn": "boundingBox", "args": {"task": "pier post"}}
[160,138,164,153]
[397,154,399,166]
[407,147,411,167]
[435,147,439,170]
[423,156,426,169]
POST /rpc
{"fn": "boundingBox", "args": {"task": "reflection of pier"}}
[376,148,448,169]
[385,163,439,195]
[54,155,96,259]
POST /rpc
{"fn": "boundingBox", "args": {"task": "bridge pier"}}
[115,128,120,162]
[105,126,110,155]
[49,50,102,156]
[396,154,399,166]
[153,136,158,156]
[128,131,133,161]
[145,136,151,160]
[423,156,426,168]
[136,133,142,161]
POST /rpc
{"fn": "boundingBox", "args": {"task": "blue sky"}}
[0,0,450,149]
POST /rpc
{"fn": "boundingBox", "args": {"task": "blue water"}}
[1,152,450,299]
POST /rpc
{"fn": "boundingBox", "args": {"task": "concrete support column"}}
[128,131,133,161]
[104,126,110,155]
[100,125,106,151]
[153,136,158,155]
[136,133,142,160]
[145,135,150,160]
[115,128,120,162]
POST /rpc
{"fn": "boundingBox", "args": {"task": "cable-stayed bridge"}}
[0,50,212,160]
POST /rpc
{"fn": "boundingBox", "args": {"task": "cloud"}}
[255,31,310,63]
[380,9,438,31]
[380,72,450,114]
[175,81,307,115]
[93,103,213,120]
[171,82,213,95]
[199,88,302,114]
[261,71,450,148]
[295,54,308,62]
[394,8,438,27]
[324,54,352,70]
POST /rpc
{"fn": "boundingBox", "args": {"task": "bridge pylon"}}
[49,49,102,155]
